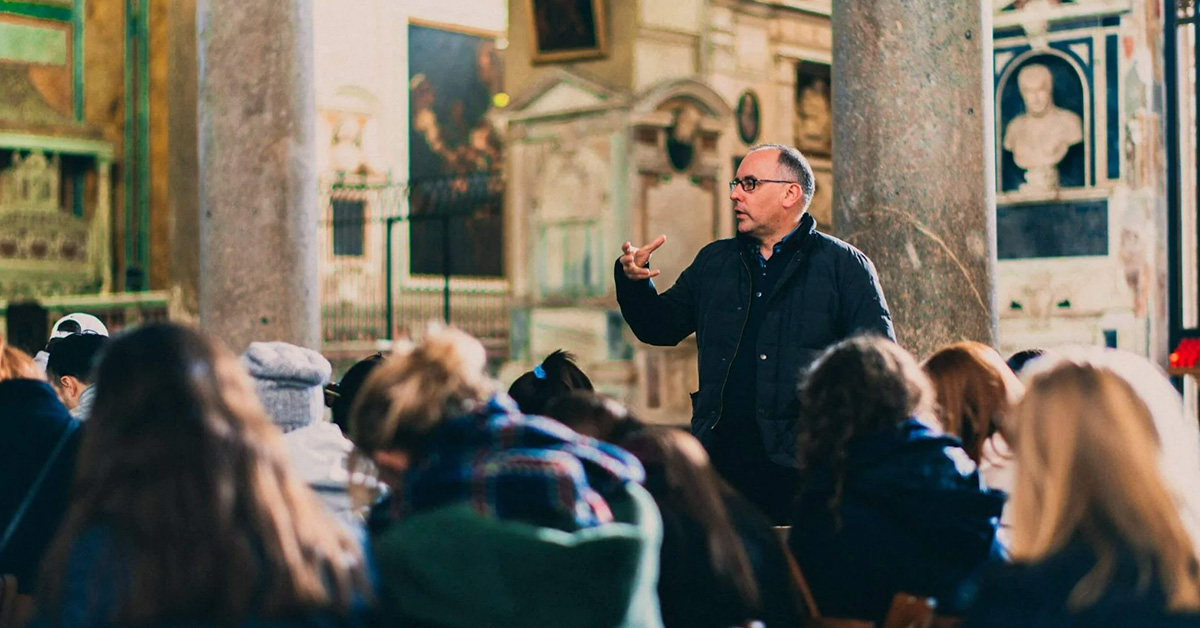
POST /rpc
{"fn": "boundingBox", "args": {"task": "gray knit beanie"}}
[241,341,332,433]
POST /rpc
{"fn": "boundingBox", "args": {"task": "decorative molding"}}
[993,0,1132,30]
[0,0,72,22]
[632,77,734,118]
[506,69,629,122]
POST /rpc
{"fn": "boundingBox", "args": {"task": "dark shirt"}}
[721,225,806,426]
[707,228,807,522]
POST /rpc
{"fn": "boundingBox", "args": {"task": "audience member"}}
[45,332,109,421]
[923,341,1023,493]
[242,341,359,526]
[788,335,1005,623]
[621,426,807,628]
[545,393,806,628]
[34,324,373,626]
[0,338,81,603]
[32,313,108,374]
[965,355,1200,627]
[326,352,385,435]
[1005,348,1045,375]
[350,326,663,628]
[506,349,594,415]
[542,390,643,442]
[1020,347,1200,558]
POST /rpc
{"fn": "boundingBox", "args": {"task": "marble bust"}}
[1003,63,1083,191]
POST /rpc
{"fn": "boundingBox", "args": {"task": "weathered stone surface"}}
[832,1,997,360]
[197,0,318,352]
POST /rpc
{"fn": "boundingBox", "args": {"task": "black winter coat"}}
[965,539,1200,628]
[0,379,81,593]
[615,213,894,465]
[788,419,1006,623]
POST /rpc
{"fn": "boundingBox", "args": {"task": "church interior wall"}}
[506,0,637,98]
[991,0,1169,365]
[0,0,169,302]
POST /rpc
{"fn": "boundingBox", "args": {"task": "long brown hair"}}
[1011,362,1200,611]
[922,341,1023,462]
[796,335,935,517]
[39,323,370,624]
[620,427,761,619]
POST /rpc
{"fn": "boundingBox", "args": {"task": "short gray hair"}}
[747,144,816,212]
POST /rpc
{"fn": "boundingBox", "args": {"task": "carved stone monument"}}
[1003,63,1083,191]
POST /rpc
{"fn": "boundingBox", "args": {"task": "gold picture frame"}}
[528,0,608,64]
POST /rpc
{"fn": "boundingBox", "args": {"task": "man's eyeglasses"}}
[728,177,799,193]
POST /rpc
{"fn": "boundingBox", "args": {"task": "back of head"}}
[0,335,39,381]
[1011,359,1200,611]
[49,312,108,340]
[507,349,594,415]
[328,352,385,434]
[620,426,761,622]
[1019,346,1200,548]
[797,335,933,465]
[41,323,364,623]
[1006,348,1046,375]
[351,324,496,455]
[241,341,333,433]
[46,332,110,384]
[923,341,1023,461]
[542,391,640,442]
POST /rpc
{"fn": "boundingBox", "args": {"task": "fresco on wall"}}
[407,23,504,277]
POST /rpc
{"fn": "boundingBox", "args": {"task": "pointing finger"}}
[643,234,667,254]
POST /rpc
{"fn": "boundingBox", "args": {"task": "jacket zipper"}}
[711,254,754,432]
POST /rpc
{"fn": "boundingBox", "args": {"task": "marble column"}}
[832,2,997,359]
[197,0,319,352]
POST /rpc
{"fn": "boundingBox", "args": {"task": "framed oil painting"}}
[407,21,505,277]
[736,90,760,145]
[528,0,607,64]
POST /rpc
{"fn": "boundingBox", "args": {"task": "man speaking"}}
[615,144,895,522]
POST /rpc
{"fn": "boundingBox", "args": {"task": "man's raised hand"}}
[619,235,666,281]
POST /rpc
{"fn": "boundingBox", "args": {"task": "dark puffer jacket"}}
[0,379,81,594]
[615,213,894,465]
[788,419,1006,623]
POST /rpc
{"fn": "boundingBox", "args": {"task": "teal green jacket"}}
[372,482,665,628]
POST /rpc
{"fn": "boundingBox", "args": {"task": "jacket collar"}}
[736,212,816,260]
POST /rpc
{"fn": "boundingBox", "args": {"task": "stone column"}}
[832,2,996,359]
[197,0,319,352]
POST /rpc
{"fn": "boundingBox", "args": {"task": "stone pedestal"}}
[833,2,997,359]
[197,0,318,351]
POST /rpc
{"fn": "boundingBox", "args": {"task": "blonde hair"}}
[350,324,496,455]
[923,341,1023,462]
[0,336,40,381]
[1010,362,1200,611]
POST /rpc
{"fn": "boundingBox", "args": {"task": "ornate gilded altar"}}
[0,65,113,299]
